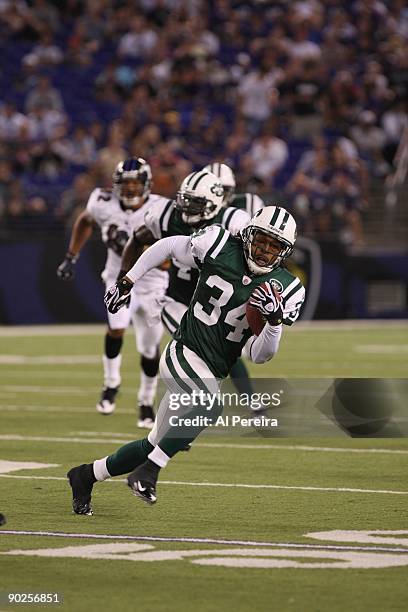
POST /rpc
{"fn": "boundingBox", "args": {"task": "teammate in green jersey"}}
[119,168,255,398]
[67,206,304,513]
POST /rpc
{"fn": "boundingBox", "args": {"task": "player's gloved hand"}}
[57,252,78,281]
[104,277,133,313]
[249,281,283,326]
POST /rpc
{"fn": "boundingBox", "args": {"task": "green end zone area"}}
[0,323,407,611]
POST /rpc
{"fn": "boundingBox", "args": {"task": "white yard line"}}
[1,529,408,553]
[0,473,407,496]
[197,442,408,455]
[0,405,136,414]
[0,355,100,365]
[0,433,407,455]
[0,386,137,395]
[354,345,408,354]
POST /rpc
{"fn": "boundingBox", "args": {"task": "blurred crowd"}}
[0,0,407,245]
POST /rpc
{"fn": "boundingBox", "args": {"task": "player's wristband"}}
[117,269,128,280]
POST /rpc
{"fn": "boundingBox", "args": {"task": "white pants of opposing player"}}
[104,279,166,407]
[160,300,188,336]
[147,339,220,448]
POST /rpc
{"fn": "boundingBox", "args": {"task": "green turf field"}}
[0,323,407,612]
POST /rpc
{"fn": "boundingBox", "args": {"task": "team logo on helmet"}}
[210,183,224,197]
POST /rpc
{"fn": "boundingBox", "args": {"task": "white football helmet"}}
[176,170,224,226]
[204,162,236,204]
[241,206,297,275]
[112,157,152,209]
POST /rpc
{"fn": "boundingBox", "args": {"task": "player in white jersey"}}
[57,157,169,427]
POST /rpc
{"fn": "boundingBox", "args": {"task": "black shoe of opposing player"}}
[67,464,95,515]
[127,460,159,505]
[96,386,119,415]
[137,404,155,429]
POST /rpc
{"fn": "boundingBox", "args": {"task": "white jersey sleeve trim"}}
[144,198,174,240]
[283,284,306,325]
[210,229,229,259]
[190,225,226,263]
[161,200,173,232]
[281,277,301,298]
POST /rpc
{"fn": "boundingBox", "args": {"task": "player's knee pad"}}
[141,351,160,377]
[105,332,123,358]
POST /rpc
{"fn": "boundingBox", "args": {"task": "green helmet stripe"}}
[192,171,209,190]
[269,207,281,227]
[185,172,198,186]
[279,211,290,231]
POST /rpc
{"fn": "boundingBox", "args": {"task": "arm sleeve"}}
[144,198,173,239]
[126,236,197,283]
[242,324,283,364]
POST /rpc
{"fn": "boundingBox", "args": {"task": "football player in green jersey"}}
[120,168,255,399]
[67,206,305,513]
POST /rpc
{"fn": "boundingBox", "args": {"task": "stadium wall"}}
[1,240,407,324]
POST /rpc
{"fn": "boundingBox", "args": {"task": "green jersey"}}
[144,199,250,305]
[174,225,305,378]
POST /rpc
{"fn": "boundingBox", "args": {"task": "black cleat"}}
[127,461,159,505]
[96,386,119,415]
[67,464,95,515]
[137,404,155,429]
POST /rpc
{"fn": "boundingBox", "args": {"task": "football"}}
[246,282,282,335]
[245,302,266,336]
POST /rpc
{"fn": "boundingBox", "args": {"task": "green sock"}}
[159,399,223,458]
[106,438,153,476]
[159,436,196,458]
[230,358,253,395]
